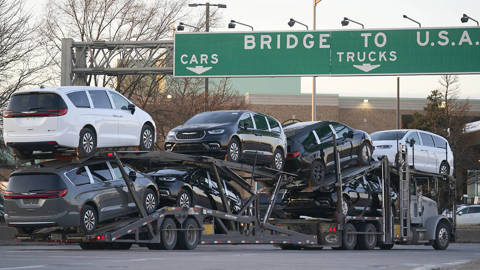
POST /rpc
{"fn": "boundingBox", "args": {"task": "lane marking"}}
[0,266,45,270]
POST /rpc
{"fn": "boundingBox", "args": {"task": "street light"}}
[403,15,422,28]
[177,22,199,31]
[288,18,308,30]
[341,17,364,29]
[228,20,254,31]
[461,13,479,26]
[188,3,227,112]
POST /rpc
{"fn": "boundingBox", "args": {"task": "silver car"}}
[4,159,158,234]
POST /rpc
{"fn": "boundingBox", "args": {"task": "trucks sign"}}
[174,27,480,77]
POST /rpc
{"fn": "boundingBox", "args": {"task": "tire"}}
[80,205,98,235]
[311,160,326,186]
[439,161,450,176]
[227,138,241,163]
[160,217,178,250]
[143,189,157,215]
[176,189,193,208]
[433,222,450,250]
[176,217,201,250]
[341,223,357,250]
[139,124,154,151]
[341,196,353,216]
[78,127,97,157]
[272,148,285,171]
[357,223,377,250]
[358,142,372,166]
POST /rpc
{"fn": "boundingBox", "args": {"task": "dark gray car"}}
[4,159,158,234]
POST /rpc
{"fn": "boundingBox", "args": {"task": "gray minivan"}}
[4,159,158,234]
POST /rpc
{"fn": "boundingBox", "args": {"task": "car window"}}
[406,131,421,145]
[371,131,408,141]
[302,131,317,149]
[315,125,333,142]
[7,174,66,193]
[109,162,130,179]
[433,136,447,149]
[88,162,113,182]
[469,207,480,214]
[88,90,112,109]
[110,92,130,110]
[6,93,67,115]
[330,122,349,139]
[238,113,254,129]
[66,167,91,186]
[67,91,90,108]
[419,132,435,147]
[190,169,208,185]
[253,114,269,131]
[267,116,281,133]
[458,208,469,215]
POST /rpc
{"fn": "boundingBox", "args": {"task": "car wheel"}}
[143,189,157,215]
[433,222,450,250]
[176,190,193,208]
[439,161,450,176]
[176,217,201,250]
[78,127,97,157]
[272,148,285,170]
[341,223,357,250]
[227,138,241,162]
[357,223,377,250]
[311,160,326,186]
[341,196,352,216]
[358,142,372,166]
[81,205,98,235]
[139,124,154,151]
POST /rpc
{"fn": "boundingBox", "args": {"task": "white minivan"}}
[370,129,454,176]
[3,86,156,157]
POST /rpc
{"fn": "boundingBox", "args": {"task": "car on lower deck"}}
[370,129,454,176]
[164,110,287,170]
[148,167,242,213]
[4,159,158,235]
[3,86,156,158]
[284,121,373,187]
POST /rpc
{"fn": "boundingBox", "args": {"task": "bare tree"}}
[0,0,51,109]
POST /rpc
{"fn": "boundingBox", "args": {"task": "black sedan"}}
[148,167,242,213]
[283,173,395,218]
[284,121,373,187]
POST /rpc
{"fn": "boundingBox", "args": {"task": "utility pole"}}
[397,77,401,129]
[312,0,320,121]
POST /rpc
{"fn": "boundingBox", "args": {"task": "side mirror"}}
[345,130,354,138]
[128,171,137,181]
[457,212,462,216]
[409,138,416,147]
[240,122,250,130]
[128,104,135,114]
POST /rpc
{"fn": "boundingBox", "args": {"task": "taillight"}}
[4,189,67,199]
[328,225,337,232]
[286,152,300,159]
[2,108,67,118]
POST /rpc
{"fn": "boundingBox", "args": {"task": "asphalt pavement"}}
[1,243,479,270]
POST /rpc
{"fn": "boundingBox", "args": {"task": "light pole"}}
[341,17,364,29]
[403,15,421,28]
[176,22,200,31]
[288,18,309,30]
[461,13,479,26]
[188,3,227,112]
[228,20,254,31]
[312,0,322,121]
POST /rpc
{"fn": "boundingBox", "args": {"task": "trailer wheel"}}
[357,223,377,250]
[176,217,201,250]
[433,222,450,250]
[160,217,178,250]
[341,223,357,250]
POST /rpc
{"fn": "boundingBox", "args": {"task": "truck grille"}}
[176,131,205,140]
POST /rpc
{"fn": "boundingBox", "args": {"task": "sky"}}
[25,0,480,99]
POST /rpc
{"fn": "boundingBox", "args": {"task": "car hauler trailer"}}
[13,141,455,250]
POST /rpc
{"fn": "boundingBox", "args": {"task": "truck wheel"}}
[433,222,450,250]
[357,223,377,250]
[176,217,201,250]
[80,205,98,235]
[341,223,357,250]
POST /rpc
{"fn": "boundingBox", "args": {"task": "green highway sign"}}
[174,27,480,77]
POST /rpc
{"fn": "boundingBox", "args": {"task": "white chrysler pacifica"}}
[3,86,156,157]
[370,129,454,176]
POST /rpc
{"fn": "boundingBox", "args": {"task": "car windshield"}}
[7,174,66,193]
[284,122,320,137]
[185,111,241,124]
[371,131,408,141]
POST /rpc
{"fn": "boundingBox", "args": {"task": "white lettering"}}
[374,32,387,48]
[244,35,256,50]
[180,54,188,64]
[286,34,298,49]
[319,34,331,48]
[357,52,366,62]
[368,51,377,62]
[438,31,449,46]
[346,52,355,62]
[189,54,198,64]
[459,31,473,46]
[303,34,314,49]
[211,54,218,64]
[261,35,272,49]
[277,34,281,49]
[200,54,208,64]
[361,33,372,48]
[389,51,397,61]
[417,31,429,46]
[379,51,387,62]
[337,52,344,62]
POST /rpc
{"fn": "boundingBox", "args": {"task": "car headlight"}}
[157,176,177,182]
[208,129,225,135]
[167,130,175,137]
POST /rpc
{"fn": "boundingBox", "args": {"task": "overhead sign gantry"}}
[174,27,480,77]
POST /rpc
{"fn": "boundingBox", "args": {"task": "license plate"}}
[23,198,39,205]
